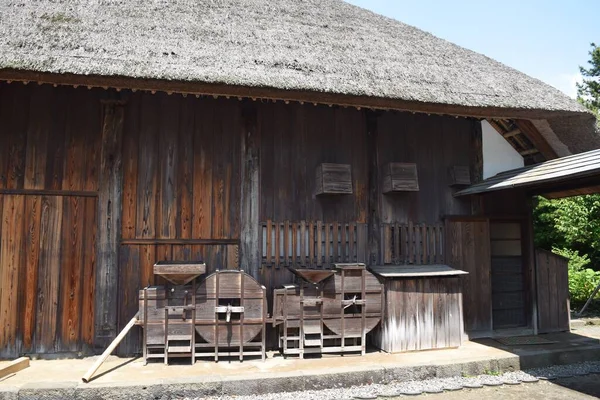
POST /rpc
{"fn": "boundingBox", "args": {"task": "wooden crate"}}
[382,163,419,193]
[448,166,471,186]
[315,163,353,195]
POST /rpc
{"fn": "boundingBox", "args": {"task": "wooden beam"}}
[366,111,381,265]
[94,101,125,351]
[502,128,521,138]
[120,238,238,245]
[0,189,97,197]
[519,149,540,156]
[0,69,585,120]
[543,185,600,199]
[514,119,559,160]
[240,102,261,278]
[0,357,29,379]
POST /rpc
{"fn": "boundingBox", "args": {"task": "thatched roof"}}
[0,0,598,151]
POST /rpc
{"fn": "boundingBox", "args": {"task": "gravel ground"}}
[193,361,600,400]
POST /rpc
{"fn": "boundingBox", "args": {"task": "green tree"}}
[534,195,600,265]
[577,43,600,128]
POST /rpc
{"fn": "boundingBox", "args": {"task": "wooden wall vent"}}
[449,166,471,186]
[382,163,419,193]
[315,163,353,195]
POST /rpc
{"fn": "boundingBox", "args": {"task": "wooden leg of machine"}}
[340,269,345,354]
[361,268,366,356]
[143,288,148,366]
[164,307,169,366]
[239,272,244,362]
[262,287,267,361]
[192,280,196,365]
[299,283,305,359]
[215,270,220,362]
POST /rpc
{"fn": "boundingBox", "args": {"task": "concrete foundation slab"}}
[1,330,599,399]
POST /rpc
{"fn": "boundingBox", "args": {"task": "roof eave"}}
[0,68,590,121]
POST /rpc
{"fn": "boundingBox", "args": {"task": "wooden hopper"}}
[153,261,206,285]
[288,268,335,284]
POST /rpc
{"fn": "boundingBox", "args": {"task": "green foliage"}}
[577,43,600,129]
[553,248,600,305]
[533,195,600,264]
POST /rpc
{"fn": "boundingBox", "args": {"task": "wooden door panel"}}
[445,219,492,333]
[0,194,97,358]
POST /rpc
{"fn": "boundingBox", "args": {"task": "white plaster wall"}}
[482,120,524,179]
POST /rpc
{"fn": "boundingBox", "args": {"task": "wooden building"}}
[0,0,598,358]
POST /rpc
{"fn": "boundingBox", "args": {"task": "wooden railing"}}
[261,221,368,268]
[381,222,445,265]
[260,220,445,268]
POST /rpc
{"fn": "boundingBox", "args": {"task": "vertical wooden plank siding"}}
[445,219,492,335]
[35,196,63,354]
[81,197,98,348]
[95,101,125,349]
[0,195,25,355]
[22,195,42,350]
[536,249,570,333]
[366,111,381,265]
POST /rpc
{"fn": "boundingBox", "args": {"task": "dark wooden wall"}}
[445,218,492,335]
[0,81,538,357]
[117,93,243,353]
[0,83,102,357]
[259,103,368,223]
[377,113,473,224]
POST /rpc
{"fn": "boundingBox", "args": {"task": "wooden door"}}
[536,249,570,333]
[490,221,527,329]
[0,194,97,358]
[445,218,492,335]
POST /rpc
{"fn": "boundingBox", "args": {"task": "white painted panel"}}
[482,120,524,179]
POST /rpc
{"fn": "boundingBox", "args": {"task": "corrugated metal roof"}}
[455,148,600,196]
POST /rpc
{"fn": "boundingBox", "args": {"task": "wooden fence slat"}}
[383,224,392,264]
[274,222,280,268]
[332,223,339,263]
[292,222,297,266]
[309,222,315,267]
[283,220,290,266]
[300,221,306,266]
[408,221,413,264]
[393,223,399,265]
[324,223,330,267]
[316,221,322,267]
[265,219,272,267]
[356,224,365,263]
[421,224,428,265]
[348,222,355,263]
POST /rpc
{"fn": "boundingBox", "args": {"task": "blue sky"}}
[345,0,599,98]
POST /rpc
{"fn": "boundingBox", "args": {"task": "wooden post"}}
[527,196,539,334]
[240,103,261,279]
[470,121,484,216]
[94,100,125,351]
[366,111,381,265]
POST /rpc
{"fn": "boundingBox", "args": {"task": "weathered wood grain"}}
[94,101,125,350]
[22,195,41,351]
[373,277,463,353]
[445,218,492,335]
[35,196,63,353]
[0,195,25,355]
[536,249,570,333]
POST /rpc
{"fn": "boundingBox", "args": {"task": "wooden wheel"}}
[195,270,265,345]
[321,269,383,336]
